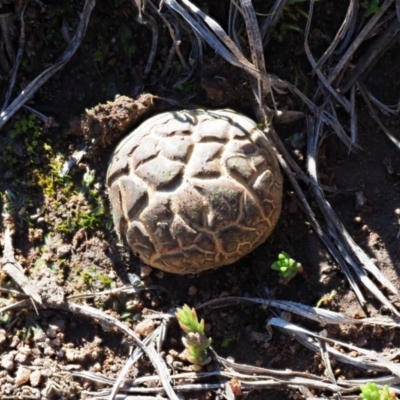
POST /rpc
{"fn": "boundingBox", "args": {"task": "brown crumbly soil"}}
[0,1,400,399]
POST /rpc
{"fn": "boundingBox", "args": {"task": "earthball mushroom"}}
[106,109,283,274]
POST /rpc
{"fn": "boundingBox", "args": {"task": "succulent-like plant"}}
[360,383,397,400]
[175,305,212,370]
[271,251,303,280]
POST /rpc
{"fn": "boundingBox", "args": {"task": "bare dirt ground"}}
[0,0,400,399]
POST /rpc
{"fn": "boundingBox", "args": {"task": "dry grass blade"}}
[68,303,179,400]
[317,338,340,399]
[239,0,270,97]
[357,81,400,149]
[1,196,42,308]
[142,14,159,76]
[270,317,400,376]
[350,85,357,144]
[1,226,42,307]
[365,88,400,115]
[164,0,266,82]
[66,283,171,301]
[148,0,190,79]
[266,129,366,304]
[1,5,26,112]
[0,12,15,65]
[198,295,400,327]
[214,354,345,392]
[0,0,96,129]
[260,0,287,47]
[110,327,163,399]
[268,75,359,149]
[328,0,395,85]
[307,138,400,313]
[341,18,400,93]
[314,0,358,69]
[0,298,178,398]
[304,1,351,113]
[398,0,400,21]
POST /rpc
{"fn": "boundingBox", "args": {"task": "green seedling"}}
[360,383,398,399]
[175,305,212,370]
[271,251,303,280]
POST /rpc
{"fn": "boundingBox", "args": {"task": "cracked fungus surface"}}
[106,109,283,274]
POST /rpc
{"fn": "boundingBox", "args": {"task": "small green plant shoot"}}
[360,383,397,400]
[271,251,303,280]
[175,305,212,370]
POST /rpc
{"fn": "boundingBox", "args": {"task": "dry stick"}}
[1,5,26,112]
[341,18,400,93]
[314,0,358,69]
[328,0,395,85]
[357,81,400,150]
[0,0,96,129]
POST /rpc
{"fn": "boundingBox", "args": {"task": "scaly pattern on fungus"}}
[107,109,283,274]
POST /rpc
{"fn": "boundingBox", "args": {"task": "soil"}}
[0,0,400,399]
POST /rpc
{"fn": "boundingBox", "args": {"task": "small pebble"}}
[57,245,71,258]
[49,317,66,332]
[46,327,57,338]
[1,353,15,371]
[15,366,31,386]
[15,353,28,364]
[0,329,6,344]
[30,370,41,387]
[134,319,156,336]
[65,348,84,362]
[93,362,102,372]
[43,347,55,356]
[2,383,13,394]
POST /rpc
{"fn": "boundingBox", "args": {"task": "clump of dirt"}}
[76,93,155,150]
